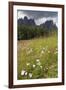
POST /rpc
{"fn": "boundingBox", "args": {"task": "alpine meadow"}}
[17,10,58,80]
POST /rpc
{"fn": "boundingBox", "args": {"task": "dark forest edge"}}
[17,16,58,40]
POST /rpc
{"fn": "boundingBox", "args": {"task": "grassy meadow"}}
[17,34,58,80]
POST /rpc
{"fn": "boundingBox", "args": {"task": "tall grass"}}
[17,35,58,80]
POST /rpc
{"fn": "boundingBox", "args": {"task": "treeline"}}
[17,24,57,40]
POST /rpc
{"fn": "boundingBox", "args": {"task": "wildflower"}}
[33,64,36,68]
[26,63,30,66]
[43,47,45,51]
[41,50,44,54]
[25,72,28,76]
[40,65,42,69]
[29,73,32,78]
[46,67,48,70]
[21,70,25,76]
[36,59,40,62]
[44,67,48,70]
[48,50,50,53]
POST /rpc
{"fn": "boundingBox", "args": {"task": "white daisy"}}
[43,47,45,50]
[46,67,48,70]
[40,66,42,69]
[25,72,28,76]
[48,51,50,53]
[36,59,40,62]
[33,64,36,68]
[29,73,32,78]
[41,50,44,54]
[26,63,30,66]
[21,70,25,76]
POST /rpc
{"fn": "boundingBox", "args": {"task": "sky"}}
[17,10,58,26]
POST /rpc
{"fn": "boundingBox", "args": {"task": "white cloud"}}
[35,17,58,26]
[17,11,58,26]
[17,11,27,19]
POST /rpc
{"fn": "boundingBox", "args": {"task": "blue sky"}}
[17,10,58,26]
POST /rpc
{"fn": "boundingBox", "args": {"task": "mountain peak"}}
[24,16,28,20]
[18,16,36,26]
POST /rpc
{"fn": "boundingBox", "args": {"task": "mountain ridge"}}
[18,16,57,30]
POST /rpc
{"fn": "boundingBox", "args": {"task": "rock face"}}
[40,20,57,30]
[18,16,57,30]
[18,16,58,40]
[18,16,36,26]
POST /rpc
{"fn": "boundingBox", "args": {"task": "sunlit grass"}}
[17,35,58,80]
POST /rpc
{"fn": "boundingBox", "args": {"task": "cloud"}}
[35,17,58,25]
[18,10,57,19]
[17,10,58,25]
